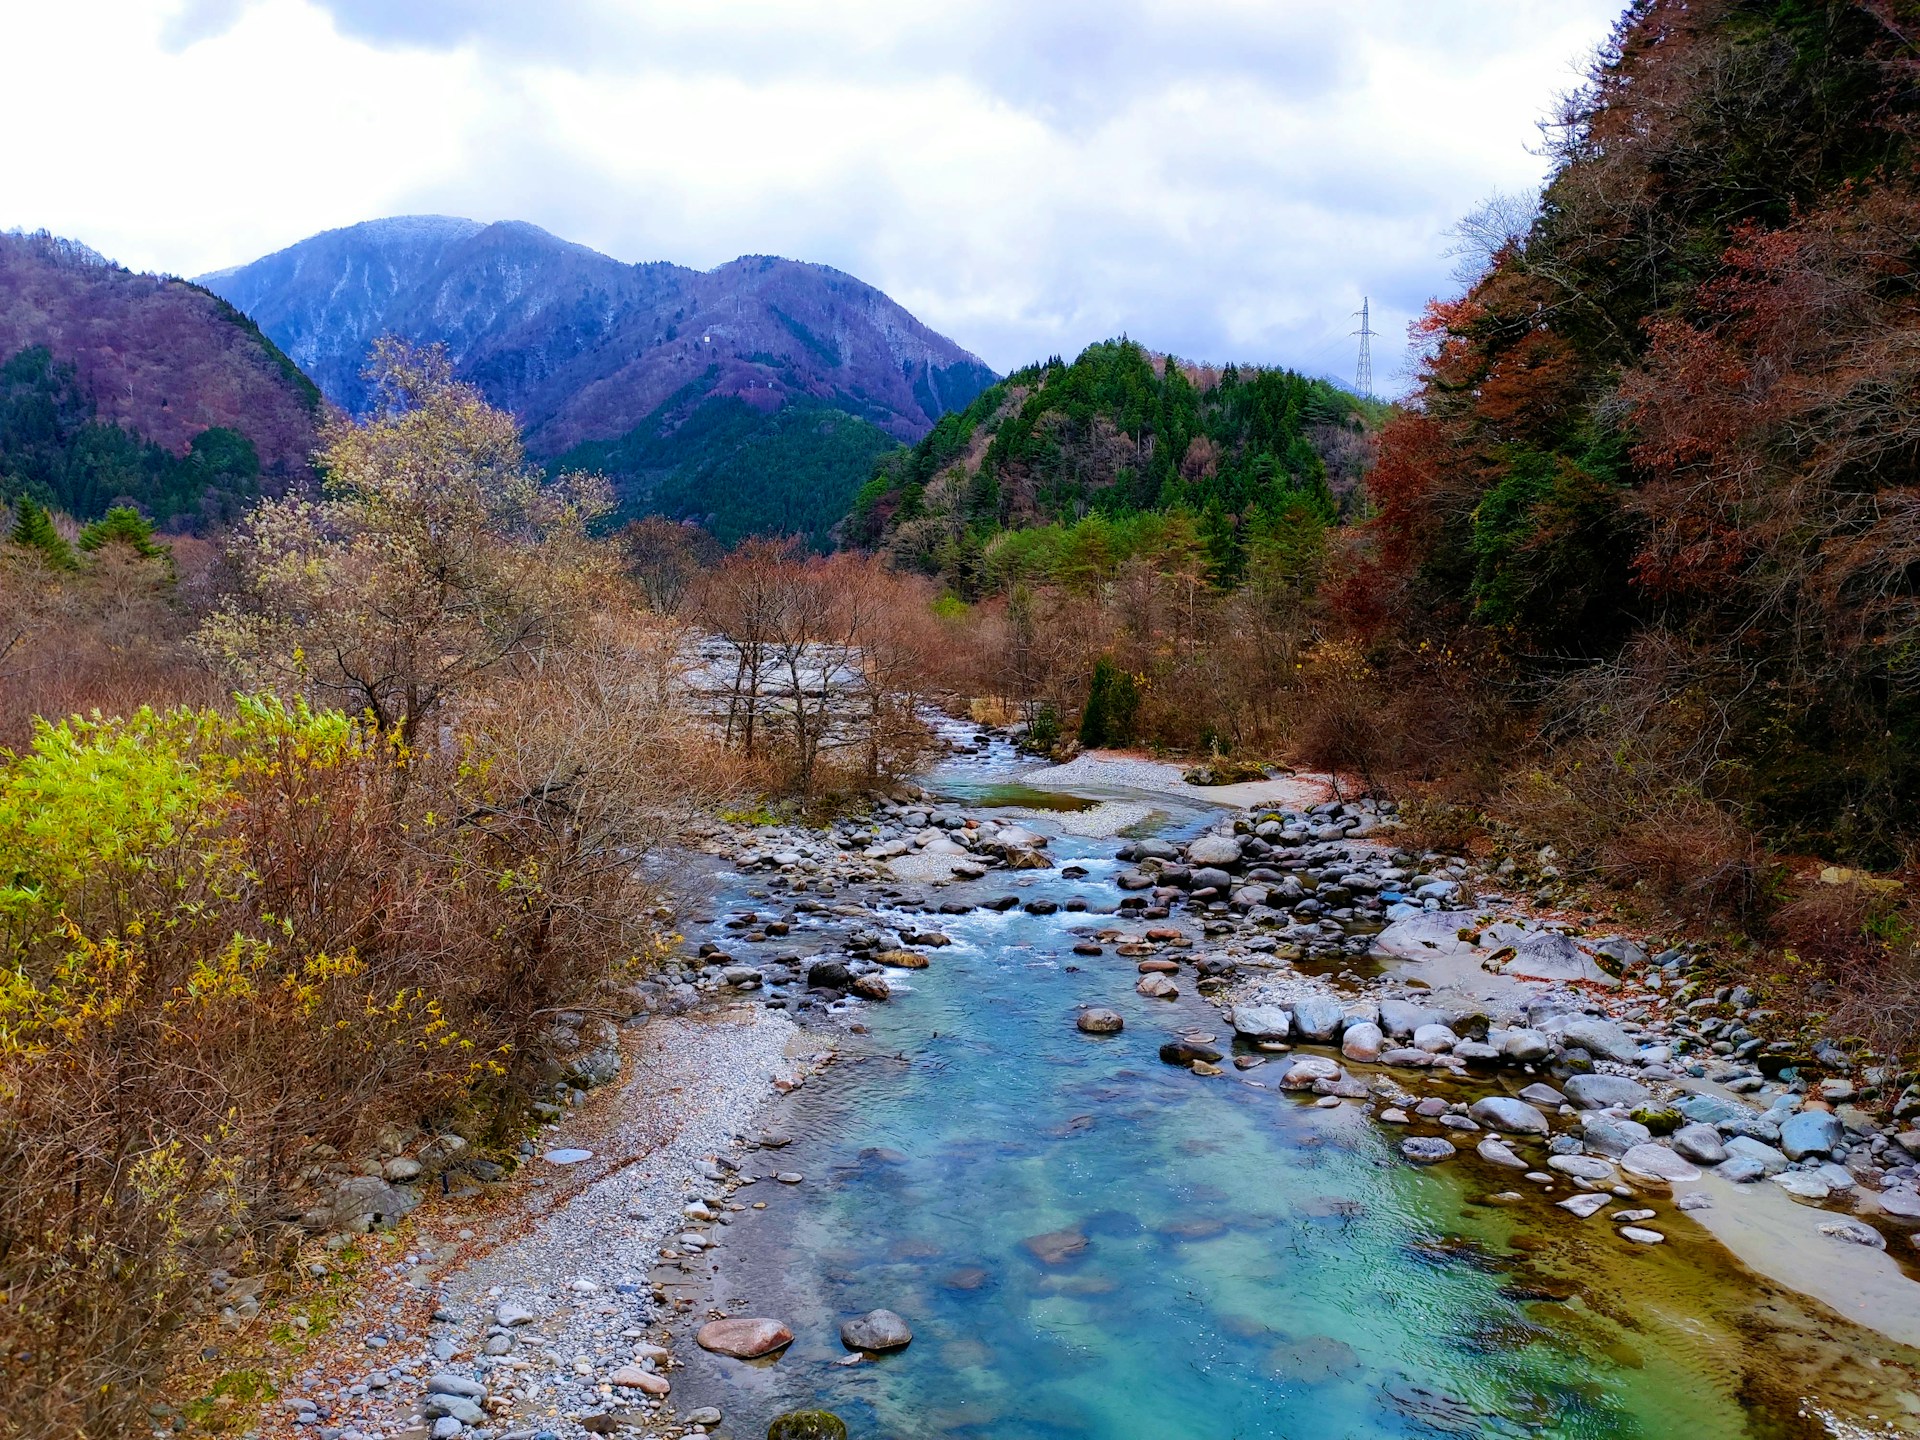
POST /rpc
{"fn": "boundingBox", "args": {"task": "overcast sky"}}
[2,0,1622,388]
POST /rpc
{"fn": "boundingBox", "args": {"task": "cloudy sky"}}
[2,0,1621,388]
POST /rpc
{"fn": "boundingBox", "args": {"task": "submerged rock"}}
[1400,1137,1458,1164]
[696,1317,794,1359]
[840,1308,913,1352]
[1467,1097,1549,1135]
[768,1412,848,1440]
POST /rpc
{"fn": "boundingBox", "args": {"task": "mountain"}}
[199,217,997,541]
[850,337,1375,592]
[0,231,320,527]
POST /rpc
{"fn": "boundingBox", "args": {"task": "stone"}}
[1563,1074,1652,1111]
[1341,1021,1385,1062]
[1670,1123,1727,1165]
[1620,1226,1665,1244]
[423,1396,486,1424]
[1677,1192,1713,1210]
[690,1408,724,1427]
[1077,1009,1124,1035]
[840,1308,913,1352]
[1400,1137,1457,1164]
[767,1413,849,1440]
[1548,1155,1615,1181]
[1503,932,1619,987]
[876,949,930,969]
[1717,1157,1770,1183]
[1022,1228,1089,1265]
[1772,1171,1832,1201]
[610,1365,669,1395]
[1499,1028,1554,1064]
[696,1317,794,1359]
[1555,1018,1639,1064]
[1378,998,1435,1038]
[1411,1023,1458,1053]
[1723,1136,1790,1176]
[426,1375,486,1400]
[1291,996,1347,1041]
[1280,1057,1343,1090]
[1779,1109,1844,1161]
[1476,1137,1529,1169]
[1820,1220,1887,1249]
[1136,974,1178,999]
[1582,1114,1652,1157]
[850,974,891,1002]
[432,1417,462,1439]
[330,1176,421,1231]
[1160,1040,1223,1066]
[1230,1004,1293,1042]
[495,1298,537,1326]
[1467,1097,1550,1135]
[1557,1192,1611,1218]
[1876,1188,1920,1218]
[543,1147,593,1165]
[1187,835,1244,867]
[1619,1144,1701,1183]
[1675,1092,1749,1128]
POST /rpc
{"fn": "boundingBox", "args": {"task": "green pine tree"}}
[78,505,164,558]
[10,499,76,569]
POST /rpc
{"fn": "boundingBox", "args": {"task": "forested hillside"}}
[0,231,319,526]
[1356,0,1920,865]
[850,337,1376,593]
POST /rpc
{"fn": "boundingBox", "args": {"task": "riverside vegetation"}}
[8,1,1920,1435]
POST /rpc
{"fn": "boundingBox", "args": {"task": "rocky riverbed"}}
[229,729,1920,1440]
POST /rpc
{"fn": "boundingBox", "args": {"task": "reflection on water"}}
[674,757,1920,1439]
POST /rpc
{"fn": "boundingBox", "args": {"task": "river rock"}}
[1137,974,1178,999]
[1564,1074,1652,1110]
[1476,1137,1529,1169]
[1503,932,1619,987]
[696,1318,794,1359]
[1620,1226,1665,1244]
[1341,1021,1385,1062]
[1773,1171,1832,1201]
[806,959,852,990]
[1557,1192,1611,1218]
[1077,1009,1124,1035]
[1821,1220,1887,1249]
[1231,1004,1293,1042]
[1291,996,1347,1041]
[851,974,891,1001]
[1619,1143,1700,1183]
[1876,1188,1920,1218]
[330,1176,421,1231]
[1499,1028,1554,1064]
[1554,1018,1639,1064]
[1378,998,1434,1038]
[1671,1123,1727,1165]
[1722,1136,1789,1175]
[1187,835,1244,867]
[1518,1082,1566,1107]
[877,949,930,969]
[840,1308,913,1352]
[1581,1114,1652,1157]
[1675,1092,1748,1128]
[610,1365,670,1395]
[1468,1097,1550,1135]
[1023,1228,1089,1265]
[1411,1023,1458,1053]
[1548,1155,1615,1181]
[1161,1040,1223,1066]
[1280,1057,1343,1090]
[768,1412,849,1440]
[1400,1137,1457,1164]
[1779,1109,1844,1160]
[1190,866,1235,892]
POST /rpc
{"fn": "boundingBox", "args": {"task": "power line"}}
[1352,297,1377,401]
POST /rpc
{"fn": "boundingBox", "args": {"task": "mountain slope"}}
[852,337,1374,591]
[200,218,997,456]
[0,231,320,526]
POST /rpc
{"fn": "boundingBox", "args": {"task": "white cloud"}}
[0,0,1622,387]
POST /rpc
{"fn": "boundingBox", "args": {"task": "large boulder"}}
[1502,932,1620,988]
[1581,1113,1652,1157]
[1671,1123,1728,1165]
[1563,1074,1652,1111]
[1780,1109,1844,1161]
[1291,996,1347,1042]
[1723,1136,1790,1175]
[1231,1004,1293,1042]
[1378,998,1435,1039]
[697,1318,795,1359]
[1553,1018,1640,1064]
[1341,1021,1385,1063]
[1619,1143,1702,1183]
[1411,1023,1458,1053]
[1280,1057,1343,1090]
[1467,1097,1550,1135]
[1498,1028,1554,1064]
[1186,835,1244,868]
[330,1176,421,1232]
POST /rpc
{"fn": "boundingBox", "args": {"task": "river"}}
[664,733,1920,1439]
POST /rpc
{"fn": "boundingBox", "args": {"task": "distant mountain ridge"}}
[199,216,997,455]
[0,230,320,527]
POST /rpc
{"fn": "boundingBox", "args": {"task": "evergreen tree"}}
[9,499,76,569]
[78,505,164,557]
